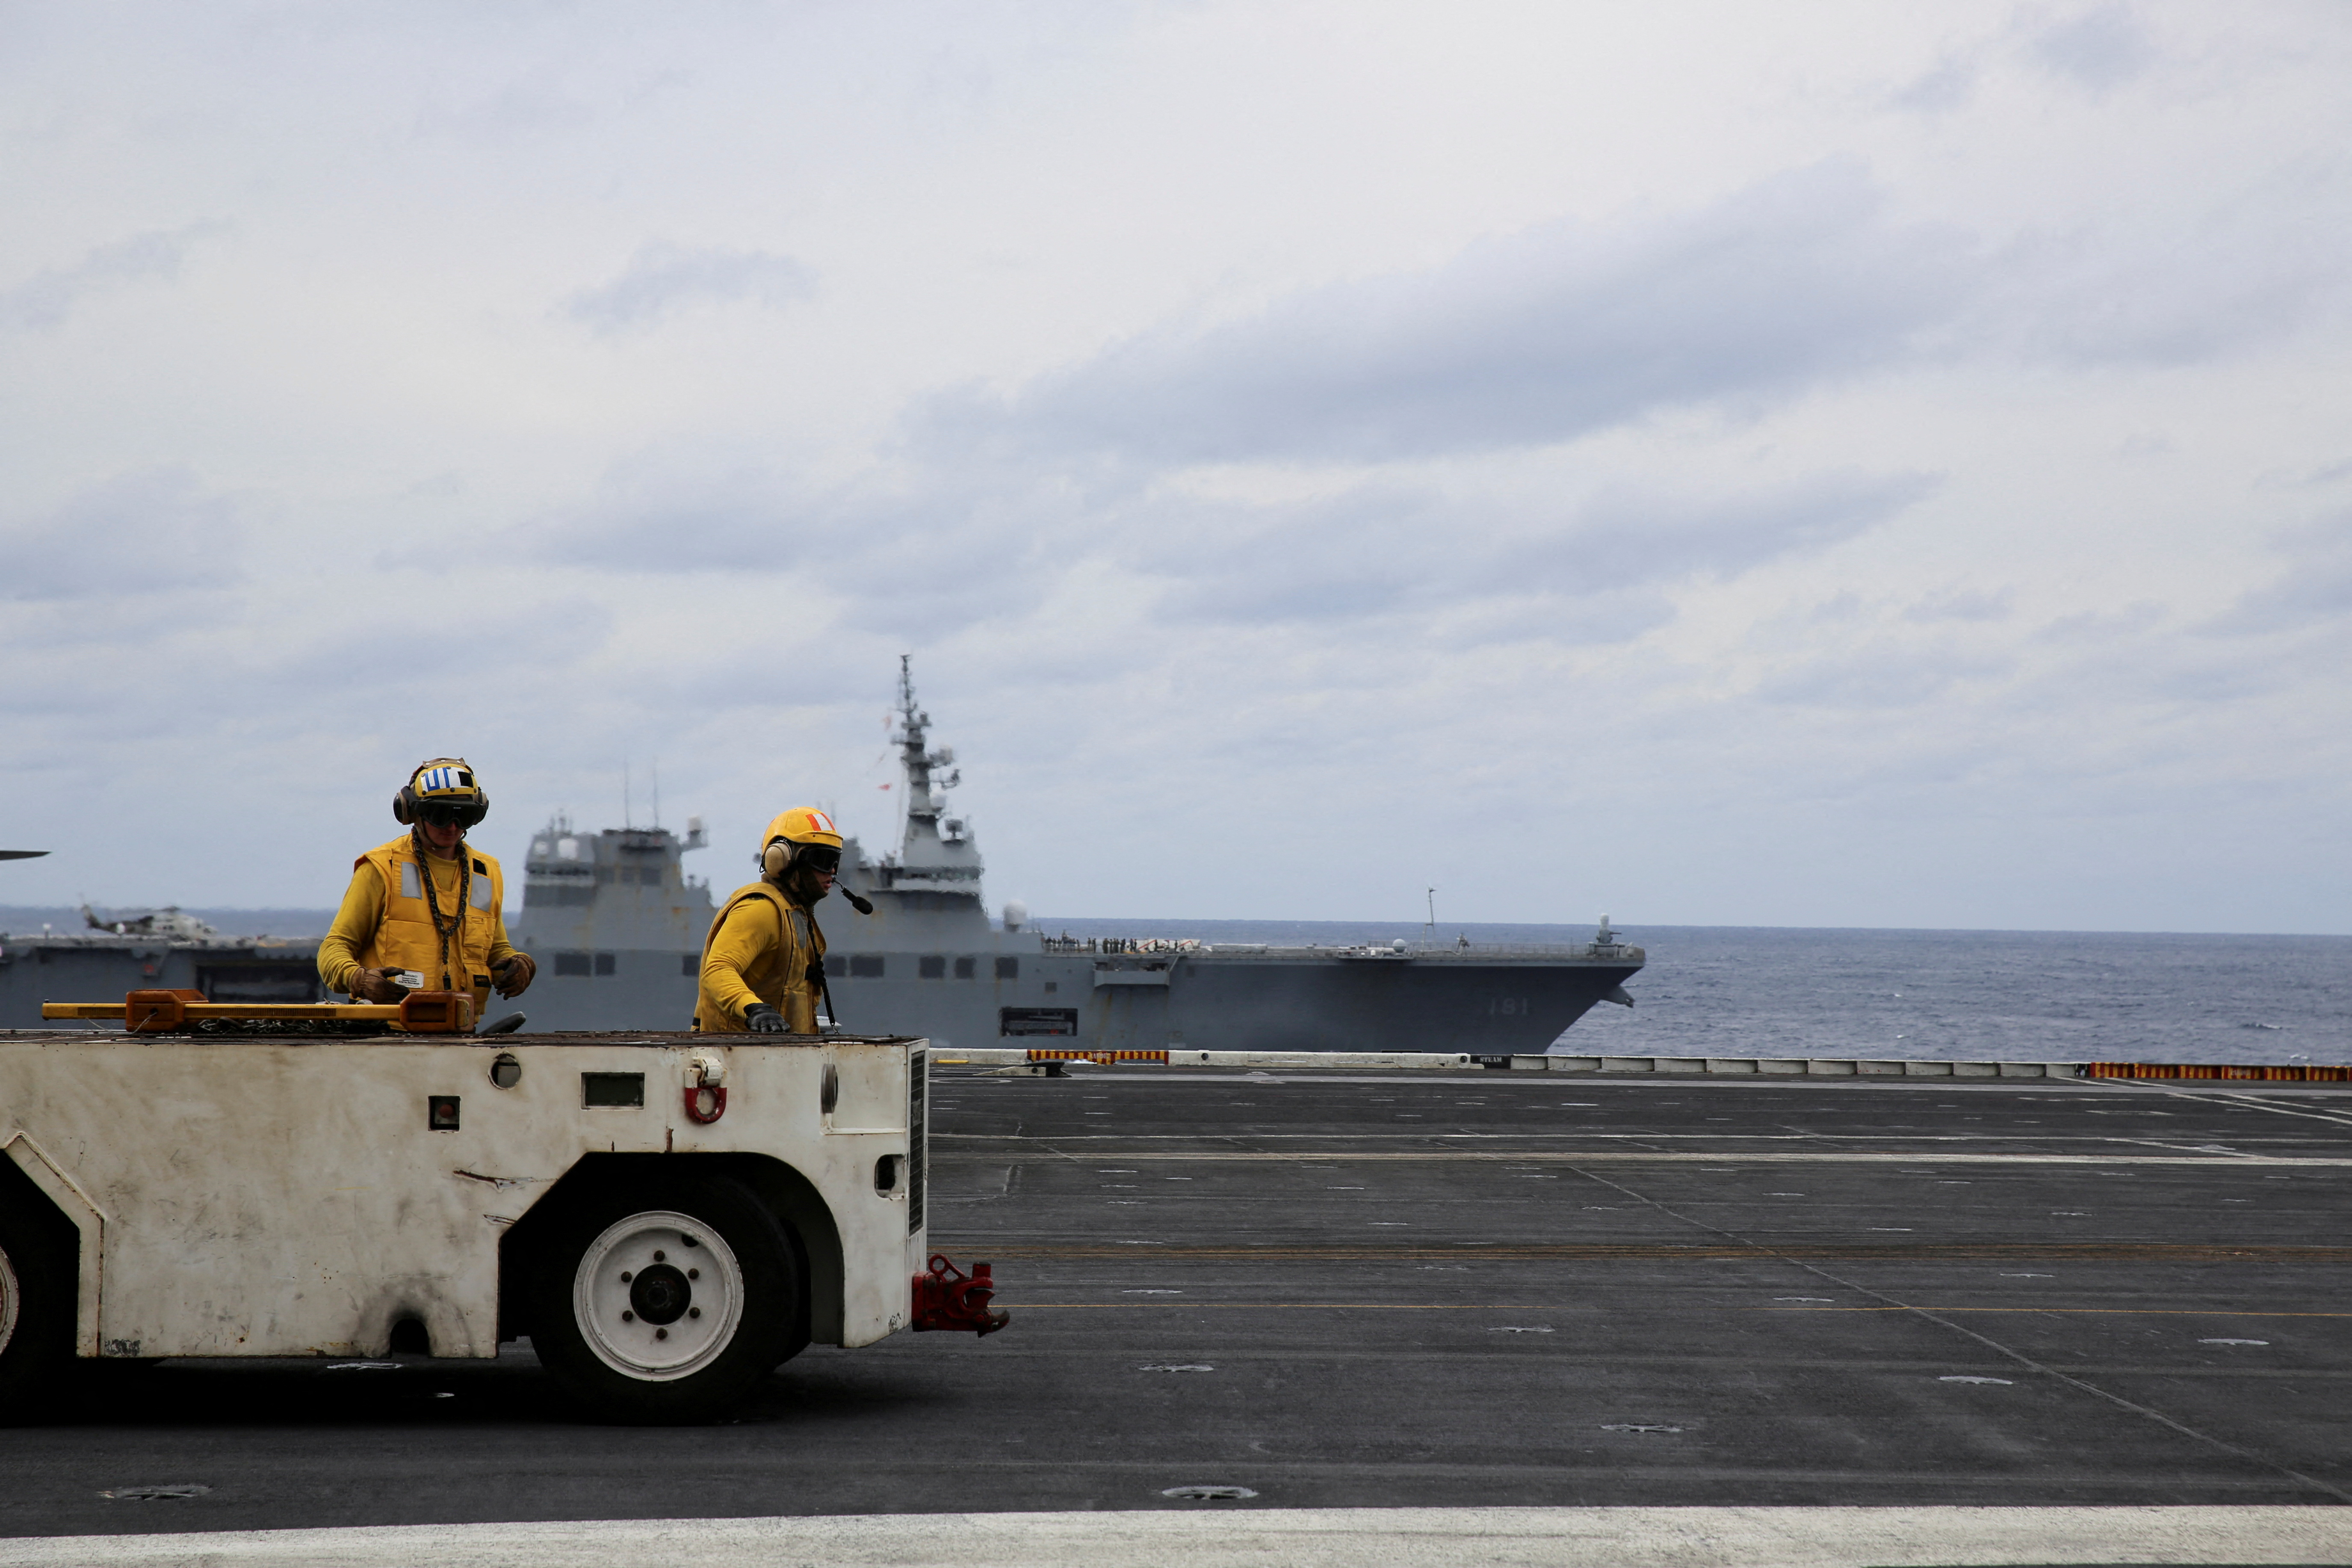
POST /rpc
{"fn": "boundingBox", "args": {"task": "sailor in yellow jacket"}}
[694,808,839,1034]
[317,758,536,1016]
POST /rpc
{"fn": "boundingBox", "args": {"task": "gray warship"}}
[0,665,1643,1045]
[505,661,1643,1053]
[0,904,325,1028]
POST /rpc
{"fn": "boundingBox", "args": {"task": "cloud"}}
[565,242,816,333]
[518,457,937,581]
[521,461,807,570]
[1489,472,1941,596]
[1754,640,2013,709]
[0,469,245,602]
[922,162,1975,466]
[2028,4,2159,93]
[520,422,1937,658]
[2203,514,2352,636]
[1890,53,1979,114]
[504,449,1078,643]
[1133,469,1938,631]
[285,593,616,691]
[1904,587,2013,623]
[0,225,219,332]
[2008,217,2350,369]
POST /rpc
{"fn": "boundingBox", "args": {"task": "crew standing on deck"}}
[318,759,536,1014]
[693,808,839,1033]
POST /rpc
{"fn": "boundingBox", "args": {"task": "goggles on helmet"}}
[417,800,484,828]
[797,845,842,875]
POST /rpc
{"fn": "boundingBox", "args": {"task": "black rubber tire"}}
[0,1190,75,1421]
[524,1172,804,1423]
[772,1315,813,1373]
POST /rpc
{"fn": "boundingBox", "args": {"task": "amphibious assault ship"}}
[506,661,1643,1053]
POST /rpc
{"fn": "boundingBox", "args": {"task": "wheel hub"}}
[629,1263,691,1325]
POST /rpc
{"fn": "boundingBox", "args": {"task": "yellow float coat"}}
[318,835,518,1013]
[694,880,826,1033]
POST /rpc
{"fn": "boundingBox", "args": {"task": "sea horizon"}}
[7,905,2350,942]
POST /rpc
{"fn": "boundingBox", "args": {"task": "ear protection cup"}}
[392,793,413,825]
[758,808,840,880]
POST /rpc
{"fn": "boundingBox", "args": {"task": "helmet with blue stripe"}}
[394,757,489,828]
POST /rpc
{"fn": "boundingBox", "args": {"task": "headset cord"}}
[813,949,839,1033]
[788,896,837,1032]
[412,827,470,993]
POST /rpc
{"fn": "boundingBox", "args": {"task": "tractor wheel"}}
[526,1172,804,1423]
[0,1195,74,1420]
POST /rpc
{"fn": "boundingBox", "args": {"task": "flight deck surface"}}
[3,1065,2348,1544]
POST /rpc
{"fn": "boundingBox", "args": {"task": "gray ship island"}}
[508,661,1643,1054]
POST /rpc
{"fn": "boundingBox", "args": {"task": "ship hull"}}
[0,937,323,1028]
[498,930,1638,1055]
[9,907,1641,1056]
[1120,953,1639,1054]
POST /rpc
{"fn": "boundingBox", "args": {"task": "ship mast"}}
[882,655,980,886]
[896,654,930,847]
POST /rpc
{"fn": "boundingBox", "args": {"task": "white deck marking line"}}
[2150,1088,2352,1132]
[4,1504,2346,1568]
[935,1148,2352,1167]
[950,1069,2352,1097]
[1552,1169,2352,1507]
[933,1129,2347,1146]
[996,1303,2352,1317]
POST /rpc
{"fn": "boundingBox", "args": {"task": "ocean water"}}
[1036,918,2352,1067]
[6,907,2343,1066]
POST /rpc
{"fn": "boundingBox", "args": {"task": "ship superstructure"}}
[505,660,1643,1051]
[503,812,717,1027]
[866,657,984,897]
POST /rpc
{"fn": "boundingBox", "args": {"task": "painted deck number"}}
[428,1095,460,1131]
[1488,998,1526,1016]
[581,1072,645,1108]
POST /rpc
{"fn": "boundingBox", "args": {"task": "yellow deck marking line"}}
[1787,1307,2352,1316]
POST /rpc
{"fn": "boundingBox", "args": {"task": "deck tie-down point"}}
[912,1253,1010,1336]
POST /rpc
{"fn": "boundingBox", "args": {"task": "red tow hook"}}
[912,1253,1010,1336]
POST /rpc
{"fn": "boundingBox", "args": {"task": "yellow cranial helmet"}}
[394,758,488,828]
[761,807,842,877]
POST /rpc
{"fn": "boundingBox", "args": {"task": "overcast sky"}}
[3,2,2347,934]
